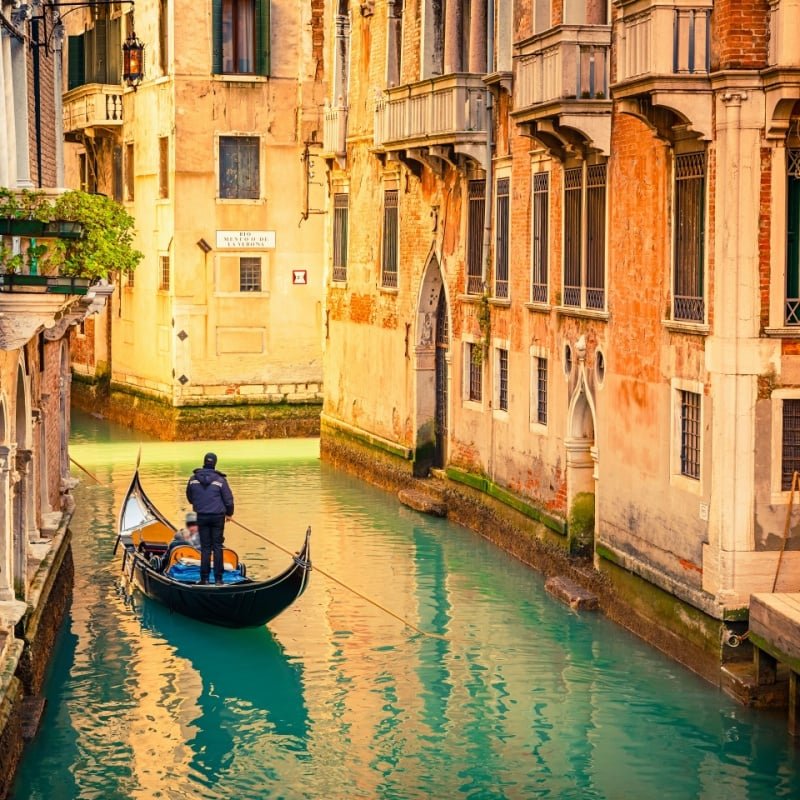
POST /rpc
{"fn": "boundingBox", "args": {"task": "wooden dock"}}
[749,593,800,735]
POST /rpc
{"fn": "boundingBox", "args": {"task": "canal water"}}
[10,414,800,799]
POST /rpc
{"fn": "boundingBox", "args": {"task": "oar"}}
[229,518,448,641]
[69,455,102,485]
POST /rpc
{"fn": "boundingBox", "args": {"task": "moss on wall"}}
[568,492,595,555]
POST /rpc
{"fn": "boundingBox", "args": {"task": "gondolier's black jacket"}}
[186,468,235,516]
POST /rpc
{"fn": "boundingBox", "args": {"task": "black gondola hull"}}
[119,467,311,628]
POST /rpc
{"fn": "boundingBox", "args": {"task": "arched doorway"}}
[434,290,449,468]
[414,252,449,476]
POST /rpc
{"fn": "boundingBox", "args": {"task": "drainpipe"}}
[480,0,495,292]
[482,0,495,481]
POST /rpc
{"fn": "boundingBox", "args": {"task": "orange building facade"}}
[320,0,800,675]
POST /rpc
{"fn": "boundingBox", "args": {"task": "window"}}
[112,145,123,203]
[333,193,349,282]
[497,347,509,411]
[782,399,800,490]
[213,0,270,76]
[564,162,606,310]
[381,189,399,288]
[219,136,260,199]
[126,268,134,288]
[467,343,482,402]
[239,257,261,291]
[158,137,169,199]
[786,149,800,325]
[125,143,134,201]
[159,255,170,290]
[673,152,706,322]
[159,0,169,74]
[680,390,701,479]
[67,17,122,89]
[531,172,549,303]
[532,355,547,425]
[467,179,485,295]
[495,177,510,299]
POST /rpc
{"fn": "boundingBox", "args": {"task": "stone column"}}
[2,30,16,186]
[468,0,487,73]
[443,0,462,73]
[0,447,14,601]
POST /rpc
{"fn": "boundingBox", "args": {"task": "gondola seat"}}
[164,544,247,584]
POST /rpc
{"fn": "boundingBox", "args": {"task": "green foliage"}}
[0,189,142,279]
[471,292,491,366]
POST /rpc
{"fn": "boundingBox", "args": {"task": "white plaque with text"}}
[216,230,276,249]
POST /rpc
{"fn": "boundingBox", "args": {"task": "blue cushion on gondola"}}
[166,563,246,584]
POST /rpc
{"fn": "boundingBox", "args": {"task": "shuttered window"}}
[212,0,270,76]
[219,136,260,199]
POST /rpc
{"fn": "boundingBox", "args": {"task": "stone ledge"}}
[398,489,447,517]
[545,576,599,611]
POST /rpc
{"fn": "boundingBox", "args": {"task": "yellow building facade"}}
[63,0,327,437]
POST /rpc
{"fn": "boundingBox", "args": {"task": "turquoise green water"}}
[10,413,800,799]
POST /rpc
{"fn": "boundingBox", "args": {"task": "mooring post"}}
[754,646,777,686]
[789,672,800,737]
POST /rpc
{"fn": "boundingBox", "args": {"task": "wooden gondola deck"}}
[749,592,800,735]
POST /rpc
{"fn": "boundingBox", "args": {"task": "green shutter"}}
[256,0,270,77]
[68,34,85,89]
[788,172,800,303]
[94,19,109,84]
[212,0,222,74]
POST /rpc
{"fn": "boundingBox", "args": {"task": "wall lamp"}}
[21,0,145,90]
[196,238,212,254]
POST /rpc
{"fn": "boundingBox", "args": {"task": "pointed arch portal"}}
[414,252,449,475]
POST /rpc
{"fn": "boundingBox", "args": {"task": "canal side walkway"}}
[0,515,74,800]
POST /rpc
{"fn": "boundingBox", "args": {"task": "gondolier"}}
[186,452,235,585]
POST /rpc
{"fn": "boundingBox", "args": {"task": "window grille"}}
[531,172,549,303]
[563,167,582,307]
[381,189,399,288]
[498,348,508,411]
[468,344,482,402]
[680,390,700,479]
[467,180,485,295]
[159,255,170,290]
[126,268,134,288]
[786,149,800,325]
[158,137,169,199]
[219,136,260,199]
[536,357,548,424]
[782,399,800,490]
[586,164,606,310]
[333,193,349,282]
[239,257,261,291]
[674,152,706,322]
[495,178,510,299]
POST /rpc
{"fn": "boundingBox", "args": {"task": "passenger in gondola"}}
[157,511,201,573]
[186,452,235,585]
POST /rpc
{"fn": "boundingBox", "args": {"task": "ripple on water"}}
[10,421,800,799]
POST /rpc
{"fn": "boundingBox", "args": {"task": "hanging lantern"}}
[122,30,145,90]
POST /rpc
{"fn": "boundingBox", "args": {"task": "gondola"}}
[116,465,311,628]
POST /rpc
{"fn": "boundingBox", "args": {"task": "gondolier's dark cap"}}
[203,452,217,468]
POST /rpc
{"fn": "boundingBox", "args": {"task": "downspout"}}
[481,0,495,480]
[480,0,494,292]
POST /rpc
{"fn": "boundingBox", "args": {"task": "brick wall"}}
[712,0,770,70]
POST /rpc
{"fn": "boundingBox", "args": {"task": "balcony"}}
[0,278,114,350]
[764,0,800,138]
[321,103,348,163]
[62,84,124,139]
[374,74,489,171]
[612,0,713,140]
[512,25,612,157]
